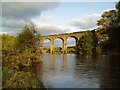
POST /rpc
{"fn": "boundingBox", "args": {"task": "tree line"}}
[2,23,44,88]
[77,1,120,54]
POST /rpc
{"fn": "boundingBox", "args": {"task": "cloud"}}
[2,27,22,35]
[2,21,71,36]
[1,0,117,2]
[2,0,62,2]
[1,2,60,35]
[39,16,53,22]
[2,2,59,20]
[2,18,28,35]
[2,18,28,28]
[35,23,71,36]
[68,14,101,29]
[33,15,53,22]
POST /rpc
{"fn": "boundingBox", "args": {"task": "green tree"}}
[54,47,62,53]
[91,30,98,53]
[97,10,117,42]
[78,30,98,54]
[83,31,94,54]
[15,23,40,52]
[2,34,17,51]
[97,1,120,52]
[97,10,117,28]
[13,23,41,66]
[2,23,44,88]
[115,1,120,26]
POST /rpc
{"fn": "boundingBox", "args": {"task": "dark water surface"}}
[32,53,120,88]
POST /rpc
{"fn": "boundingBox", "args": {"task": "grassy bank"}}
[2,49,45,88]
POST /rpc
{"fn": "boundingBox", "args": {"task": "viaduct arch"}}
[39,31,85,54]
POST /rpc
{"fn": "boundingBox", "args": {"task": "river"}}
[32,53,120,88]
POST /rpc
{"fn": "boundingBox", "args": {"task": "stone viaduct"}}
[39,31,85,54]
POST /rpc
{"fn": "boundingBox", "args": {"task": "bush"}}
[3,71,41,88]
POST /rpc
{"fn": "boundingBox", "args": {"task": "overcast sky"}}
[1,0,117,47]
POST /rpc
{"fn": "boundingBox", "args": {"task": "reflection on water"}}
[33,53,120,88]
[98,55,120,88]
[49,54,55,70]
[62,54,67,71]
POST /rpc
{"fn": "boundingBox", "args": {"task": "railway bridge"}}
[39,31,85,53]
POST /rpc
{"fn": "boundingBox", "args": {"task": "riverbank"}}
[2,49,46,88]
[3,63,46,88]
[104,52,120,55]
[46,51,120,55]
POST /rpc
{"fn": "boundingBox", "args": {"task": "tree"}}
[97,1,120,52]
[97,10,117,40]
[97,10,117,28]
[54,47,62,53]
[78,30,98,54]
[83,31,94,54]
[2,34,16,51]
[15,23,40,52]
[116,1,120,26]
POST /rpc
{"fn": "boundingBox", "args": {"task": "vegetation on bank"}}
[78,1,120,54]
[78,30,99,54]
[43,46,76,54]
[2,23,44,88]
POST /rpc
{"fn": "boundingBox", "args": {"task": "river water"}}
[32,53,120,88]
